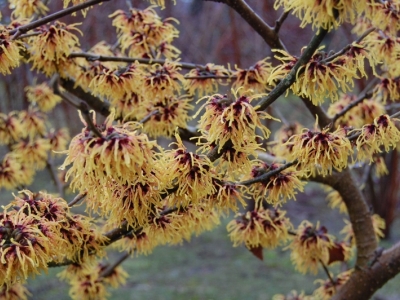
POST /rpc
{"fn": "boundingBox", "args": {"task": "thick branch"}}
[332,242,400,300]
[204,0,286,50]
[311,170,378,268]
[256,26,330,111]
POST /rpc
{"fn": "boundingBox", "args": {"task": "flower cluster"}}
[184,63,230,96]
[231,58,273,93]
[27,22,82,76]
[110,6,180,59]
[61,110,166,227]
[25,83,63,112]
[327,94,386,128]
[0,29,23,75]
[227,207,292,250]
[354,114,400,162]
[289,221,335,274]
[197,89,276,174]
[285,127,352,176]
[247,162,305,206]
[270,47,367,105]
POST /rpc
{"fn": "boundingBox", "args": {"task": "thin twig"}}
[68,191,87,207]
[139,110,160,124]
[319,259,337,293]
[238,160,297,186]
[69,52,203,70]
[322,27,376,64]
[99,252,131,278]
[256,24,331,111]
[274,10,290,34]
[10,0,110,39]
[46,158,65,198]
[79,102,104,138]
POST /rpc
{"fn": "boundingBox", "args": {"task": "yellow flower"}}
[327,94,386,128]
[0,29,22,75]
[373,155,388,177]
[354,115,400,162]
[325,187,347,214]
[270,47,365,105]
[289,221,334,274]
[227,207,292,249]
[19,107,47,139]
[47,128,70,153]
[142,61,184,98]
[364,1,400,35]
[184,63,230,97]
[197,89,275,154]
[61,110,162,191]
[63,0,92,17]
[28,22,82,76]
[69,272,109,300]
[0,154,35,189]
[285,126,352,176]
[208,179,247,212]
[0,111,24,145]
[0,283,30,300]
[9,0,48,18]
[111,6,179,58]
[89,62,144,100]
[164,134,216,206]
[59,214,106,263]
[110,92,145,120]
[362,31,400,77]
[247,162,305,206]
[25,83,63,112]
[117,228,158,256]
[270,122,303,160]
[274,0,366,30]
[0,210,53,287]
[341,214,385,245]
[272,290,312,300]
[231,58,273,93]
[373,77,400,104]
[313,270,352,300]
[98,180,163,228]
[140,94,193,138]
[12,138,51,170]
[97,263,128,289]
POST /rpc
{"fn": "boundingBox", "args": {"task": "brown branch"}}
[319,259,336,293]
[299,96,332,129]
[68,52,203,70]
[46,158,65,198]
[332,241,400,300]
[273,10,290,34]
[9,0,110,39]
[238,160,297,186]
[59,78,110,116]
[99,252,130,278]
[310,170,378,268]
[256,25,331,111]
[322,27,376,64]
[203,0,286,50]
[68,191,87,207]
[79,102,104,138]
[331,91,374,126]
